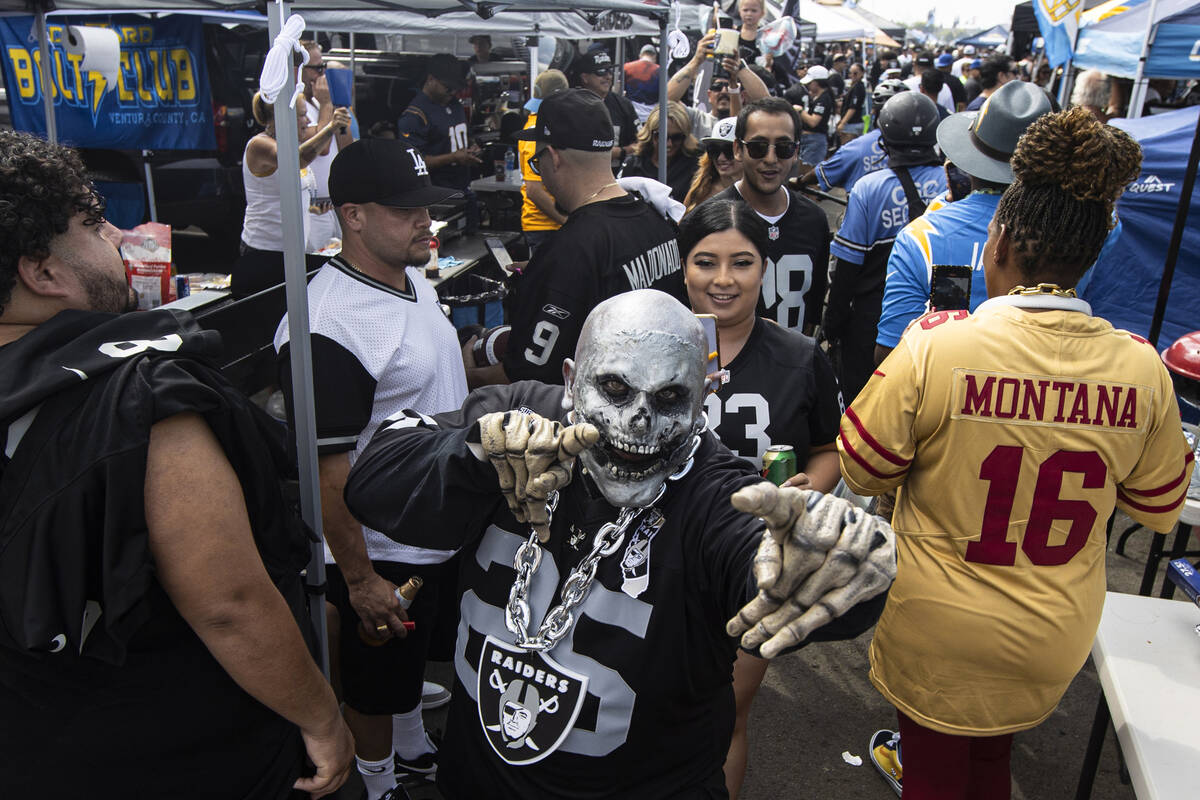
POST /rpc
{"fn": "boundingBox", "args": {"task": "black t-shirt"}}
[620,152,700,202]
[706,317,843,465]
[738,36,761,66]
[803,88,835,134]
[842,81,866,121]
[944,73,967,110]
[343,381,885,800]
[828,70,845,97]
[603,91,638,149]
[504,194,687,383]
[0,310,309,798]
[712,184,831,330]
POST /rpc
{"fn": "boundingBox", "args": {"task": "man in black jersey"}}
[572,48,638,165]
[0,131,352,798]
[344,290,895,799]
[712,97,830,334]
[502,89,687,384]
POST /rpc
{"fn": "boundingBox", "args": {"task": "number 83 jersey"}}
[839,295,1194,736]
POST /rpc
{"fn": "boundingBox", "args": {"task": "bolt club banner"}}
[0,15,215,150]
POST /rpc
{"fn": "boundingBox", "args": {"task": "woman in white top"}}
[232,92,350,298]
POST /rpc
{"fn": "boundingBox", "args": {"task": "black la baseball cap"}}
[330,138,462,207]
[515,89,615,152]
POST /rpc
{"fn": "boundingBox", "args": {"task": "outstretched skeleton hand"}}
[477,411,599,542]
[726,483,896,658]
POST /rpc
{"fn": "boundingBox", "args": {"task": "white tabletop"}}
[470,175,524,193]
[1091,591,1200,799]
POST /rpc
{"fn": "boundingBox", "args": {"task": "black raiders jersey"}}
[344,381,884,799]
[711,184,831,331]
[504,194,687,384]
[0,310,308,796]
[706,318,843,465]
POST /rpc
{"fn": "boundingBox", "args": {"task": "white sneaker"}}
[421,680,451,710]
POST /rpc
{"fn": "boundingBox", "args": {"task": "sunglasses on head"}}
[653,131,687,144]
[705,141,735,160]
[739,139,799,160]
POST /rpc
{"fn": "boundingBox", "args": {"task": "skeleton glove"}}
[725,483,896,658]
[477,411,599,542]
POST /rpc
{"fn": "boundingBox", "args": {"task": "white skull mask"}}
[564,290,707,508]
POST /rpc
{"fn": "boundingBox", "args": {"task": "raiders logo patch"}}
[620,508,665,598]
[477,635,589,765]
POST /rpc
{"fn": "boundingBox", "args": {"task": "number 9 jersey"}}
[838,294,1195,736]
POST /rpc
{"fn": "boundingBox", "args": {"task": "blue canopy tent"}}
[1085,106,1200,352]
[956,24,1010,47]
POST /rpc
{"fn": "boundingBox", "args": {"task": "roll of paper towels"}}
[64,25,120,90]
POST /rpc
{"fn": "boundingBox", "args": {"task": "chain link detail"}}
[504,433,699,653]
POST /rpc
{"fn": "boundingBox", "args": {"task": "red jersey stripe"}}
[839,432,909,480]
[1116,487,1186,515]
[1121,452,1195,497]
[844,407,912,467]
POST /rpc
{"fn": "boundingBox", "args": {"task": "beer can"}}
[762,445,797,486]
[175,274,190,299]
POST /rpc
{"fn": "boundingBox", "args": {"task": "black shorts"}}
[327,559,451,715]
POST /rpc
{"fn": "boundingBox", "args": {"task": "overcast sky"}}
[852,0,1019,30]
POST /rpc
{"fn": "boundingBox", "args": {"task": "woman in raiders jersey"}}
[679,198,843,798]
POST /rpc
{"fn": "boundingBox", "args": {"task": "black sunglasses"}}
[653,131,687,144]
[304,63,327,73]
[527,147,550,176]
[705,142,734,160]
[709,82,731,93]
[739,139,799,160]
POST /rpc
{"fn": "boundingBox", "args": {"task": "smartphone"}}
[929,265,972,312]
[485,236,514,273]
[945,163,972,202]
[696,314,723,395]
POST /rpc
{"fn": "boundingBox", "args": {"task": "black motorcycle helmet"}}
[877,92,941,167]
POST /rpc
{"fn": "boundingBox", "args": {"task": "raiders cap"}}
[515,89,615,152]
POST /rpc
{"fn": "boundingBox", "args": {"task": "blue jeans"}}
[800,132,828,166]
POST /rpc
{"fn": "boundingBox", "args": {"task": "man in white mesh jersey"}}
[274,138,469,800]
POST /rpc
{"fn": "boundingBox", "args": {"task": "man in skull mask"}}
[344,289,896,799]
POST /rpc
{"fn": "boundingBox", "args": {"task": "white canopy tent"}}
[6,0,673,673]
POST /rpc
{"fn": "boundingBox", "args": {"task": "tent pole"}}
[657,13,668,185]
[529,25,539,86]
[269,0,330,679]
[1147,108,1200,348]
[614,36,624,95]
[34,12,57,144]
[349,31,356,86]
[1127,0,1159,119]
[142,151,158,222]
[1057,57,1073,108]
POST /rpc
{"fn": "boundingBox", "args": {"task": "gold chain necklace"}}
[579,181,621,207]
[1008,283,1077,298]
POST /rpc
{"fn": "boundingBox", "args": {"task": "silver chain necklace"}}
[503,432,702,652]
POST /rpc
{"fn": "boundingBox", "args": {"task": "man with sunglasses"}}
[667,30,769,140]
[503,89,686,384]
[399,53,481,193]
[711,97,830,335]
[572,49,638,166]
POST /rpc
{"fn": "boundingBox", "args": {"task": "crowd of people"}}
[2,5,1198,800]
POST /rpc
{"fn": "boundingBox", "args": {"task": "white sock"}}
[356,754,395,800]
[392,705,433,760]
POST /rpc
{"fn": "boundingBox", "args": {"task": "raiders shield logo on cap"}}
[477,635,589,765]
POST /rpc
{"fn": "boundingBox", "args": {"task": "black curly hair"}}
[995,107,1142,287]
[0,131,105,317]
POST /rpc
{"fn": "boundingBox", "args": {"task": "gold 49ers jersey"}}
[839,295,1195,736]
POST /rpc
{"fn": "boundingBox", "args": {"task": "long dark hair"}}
[678,199,770,264]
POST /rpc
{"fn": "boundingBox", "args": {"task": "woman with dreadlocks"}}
[838,107,1195,799]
